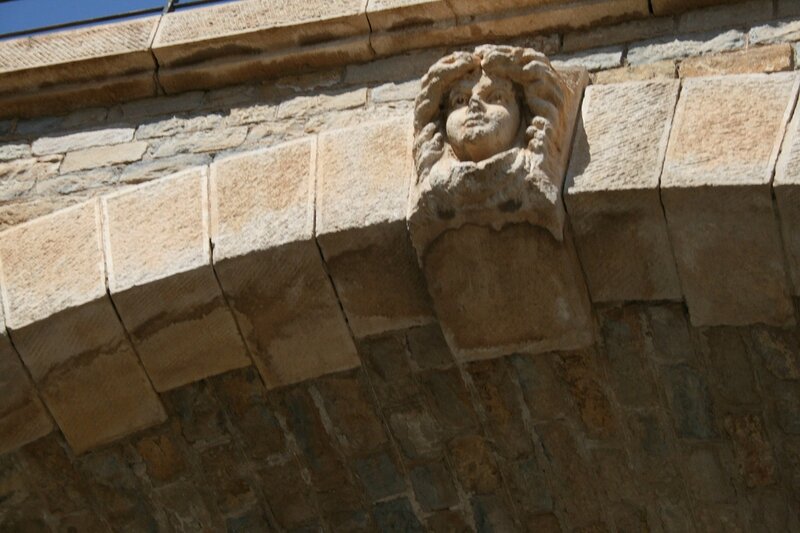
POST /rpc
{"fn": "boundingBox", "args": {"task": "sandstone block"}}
[210,138,358,388]
[102,168,251,391]
[551,46,623,72]
[661,73,798,326]
[0,201,165,453]
[32,127,134,156]
[0,17,158,94]
[0,143,31,162]
[651,0,743,16]
[566,80,682,302]
[366,0,454,32]
[774,98,800,295]
[60,141,147,173]
[0,299,52,454]
[627,30,745,66]
[316,119,432,338]
[677,0,773,34]
[748,20,800,46]
[563,17,675,53]
[679,44,794,77]
[593,60,676,84]
[425,224,593,362]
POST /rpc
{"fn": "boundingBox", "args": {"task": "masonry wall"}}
[1,303,798,531]
[0,3,798,230]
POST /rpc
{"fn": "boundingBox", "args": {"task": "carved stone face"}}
[445,71,521,162]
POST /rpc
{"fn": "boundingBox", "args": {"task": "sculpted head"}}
[413,45,566,178]
[445,71,521,162]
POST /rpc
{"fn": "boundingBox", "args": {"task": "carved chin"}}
[452,134,512,162]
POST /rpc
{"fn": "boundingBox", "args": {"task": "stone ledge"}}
[0,71,799,456]
[0,0,755,119]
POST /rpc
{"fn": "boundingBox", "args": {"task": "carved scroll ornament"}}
[408,45,573,257]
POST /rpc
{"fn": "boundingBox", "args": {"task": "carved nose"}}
[468,97,484,111]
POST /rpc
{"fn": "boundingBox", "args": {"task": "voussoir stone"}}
[661,73,799,326]
[211,138,359,388]
[316,118,433,338]
[102,167,251,391]
[0,201,165,453]
[566,80,682,302]
[775,90,800,295]
[0,297,52,455]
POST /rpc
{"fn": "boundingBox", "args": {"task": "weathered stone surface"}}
[0,201,165,453]
[651,0,744,15]
[563,17,675,53]
[149,127,247,158]
[594,60,676,84]
[102,168,250,391]
[135,113,224,140]
[566,80,681,302]
[748,19,800,45]
[119,153,212,185]
[0,157,60,202]
[0,301,52,454]
[627,30,745,66]
[661,73,798,326]
[775,97,800,295]
[677,0,774,34]
[316,119,432,337]
[0,143,31,162]
[679,44,794,77]
[211,139,358,388]
[60,141,147,173]
[551,46,623,72]
[366,0,455,32]
[425,224,593,361]
[0,17,157,93]
[31,128,134,156]
[724,414,777,487]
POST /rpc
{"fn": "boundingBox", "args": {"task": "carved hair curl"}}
[413,45,567,179]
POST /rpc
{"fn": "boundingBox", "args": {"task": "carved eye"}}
[488,92,506,104]
[451,93,468,107]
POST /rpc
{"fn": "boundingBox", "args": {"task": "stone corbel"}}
[408,45,593,361]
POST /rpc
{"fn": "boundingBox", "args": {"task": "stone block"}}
[426,224,593,362]
[210,138,358,388]
[748,20,800,46]
[0,17,158,93]
[677,0,773,34]
[0,143,31,162]
[102,167,251,391]
[724,414,777,487]
[662,364,716,439]
[661,73,798,326]
[566,80,682,302]
[627,30,745,66]
[0,302,52,454]
[651,0,745,16]
[60,141,147,173]
[679,44,794,77]
[0,201,165,453]
[775,94,800,295]
[373,498,424,532]
[593,60,676,84]
[563,17,675,53]
[409,461,459,512]
[32,128,134,156]
[551,46,624,72]
[316,119,433,338]
[366,0,454,32]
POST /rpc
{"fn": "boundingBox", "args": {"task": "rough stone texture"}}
[679,44,794,77]
[316,118,432,337]
[562,17,675,53]
[651,0,748,16]
[60,141,147,173]
[32,128,134,156]
[677,0,774,34]
[566,80,682,302]
[0,202,165,453]
[0,17,158,93]
[749,19,800,45]
[0,299,52,455]
[0,303,799,529]
[551,46,624,72]
[627,29,746,66]
[102,168,251,391]
[366,0,455,32]
[775,96,800,295]
[662,73,798,326]
[210,139,359,388]
[593,59,677,83]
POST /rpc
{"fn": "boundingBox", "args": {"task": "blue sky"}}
[0,0,223,38]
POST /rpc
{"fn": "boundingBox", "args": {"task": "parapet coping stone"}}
[0,0,753,119]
